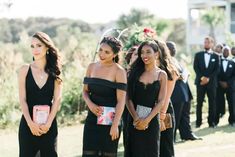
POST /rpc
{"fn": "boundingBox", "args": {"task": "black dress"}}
[160,102,175,157]
[82,77,127,157]
[127,80,161,157]
[18,66,58,157]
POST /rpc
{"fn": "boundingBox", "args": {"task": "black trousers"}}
[160,103,175,157]
[216,86,235,124]
[172,101,193,140]
[196,84,216,126]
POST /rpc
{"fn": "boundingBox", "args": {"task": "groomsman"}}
[167,41,201,141]
[193,36,220,128]
[214,43,223,57]
[216,46,235,126]
[232,46,235,62]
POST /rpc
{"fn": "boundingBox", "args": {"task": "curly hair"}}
[100,36,123,63]
[32,32,62,82]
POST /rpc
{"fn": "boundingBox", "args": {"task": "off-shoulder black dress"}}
[82,77,127,157]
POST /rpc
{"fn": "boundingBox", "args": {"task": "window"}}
[231,3,235,33]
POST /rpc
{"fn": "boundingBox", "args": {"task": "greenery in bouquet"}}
[123,25,157,51]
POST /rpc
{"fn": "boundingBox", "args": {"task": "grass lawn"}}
[1,113,235,157]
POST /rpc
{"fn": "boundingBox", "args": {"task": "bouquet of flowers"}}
[123,25,157,51]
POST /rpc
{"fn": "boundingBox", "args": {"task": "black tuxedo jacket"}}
[171,58,193,104]
[193,51,220,87]
[171,80,193,104]
[218,59,235,90]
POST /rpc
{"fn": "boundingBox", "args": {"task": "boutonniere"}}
[211,58,215,62]
[229,64,233,68]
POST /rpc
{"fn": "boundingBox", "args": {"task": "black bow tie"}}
[222,58,228,61]
[205,51,211,55]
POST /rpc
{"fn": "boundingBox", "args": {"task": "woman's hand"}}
[88,103,103,117]
[28,121,43,136]
[133,116,140,127]
[160,120,166,132]
[135,118,150,130]
[160,112,166,131]
[160,112,166,121]
[110,125,119,141]
[40,122,52,134]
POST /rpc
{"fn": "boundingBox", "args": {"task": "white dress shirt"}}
[204,50,212,68]
[222,57,228,72]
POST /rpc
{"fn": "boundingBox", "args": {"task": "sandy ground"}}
[1,113,235,157]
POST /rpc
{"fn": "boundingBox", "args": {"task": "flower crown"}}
[123,25,157,51]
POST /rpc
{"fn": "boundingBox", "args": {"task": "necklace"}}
[38,69,45,80]
[39,74,44,80]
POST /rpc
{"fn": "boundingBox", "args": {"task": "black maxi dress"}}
[82,77,127,157]
[127,80,161,157]
[18,66,58,157]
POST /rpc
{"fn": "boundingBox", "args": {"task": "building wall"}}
[187,0,235,52]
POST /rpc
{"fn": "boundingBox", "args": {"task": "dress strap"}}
[157,70,162,80]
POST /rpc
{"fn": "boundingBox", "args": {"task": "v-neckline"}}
[30,66,49,90]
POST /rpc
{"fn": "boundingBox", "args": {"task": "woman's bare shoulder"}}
[18,64,30,76]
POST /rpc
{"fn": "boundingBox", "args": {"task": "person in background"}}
[193,36,220,128]
[216,46,235,126]
[166,41,201,141]
[123,45,138,157]
[231,46,235,62]
[18,32,62,157]
[214,43,223,57]
[156,40,178,157]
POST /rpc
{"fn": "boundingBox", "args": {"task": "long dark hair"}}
[32,32,62,82]
[100,36,122,63]
[127,40,178,99]
[155,40,178,80]
[125,46,138,64]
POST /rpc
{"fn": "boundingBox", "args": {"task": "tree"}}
[116,8,170,40]
[116,8,154,29]
[200,7,225,41]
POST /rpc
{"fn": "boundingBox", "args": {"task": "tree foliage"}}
[200,7,225,40]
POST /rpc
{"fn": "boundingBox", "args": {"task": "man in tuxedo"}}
[231,47,235,62]
[216,46,235,126]
[167,41,202,141]
[214,43,223,57]
[193,36,220,128]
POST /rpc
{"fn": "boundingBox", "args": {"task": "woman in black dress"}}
[126,40,167,157]
[82,36,127,157]
[18,32,62,157]
[123,46,138,157]
[155,40,178,157]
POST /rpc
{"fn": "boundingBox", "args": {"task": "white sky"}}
[0,0,187,23]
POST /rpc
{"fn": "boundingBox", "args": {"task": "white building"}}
[187,0,235,52]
